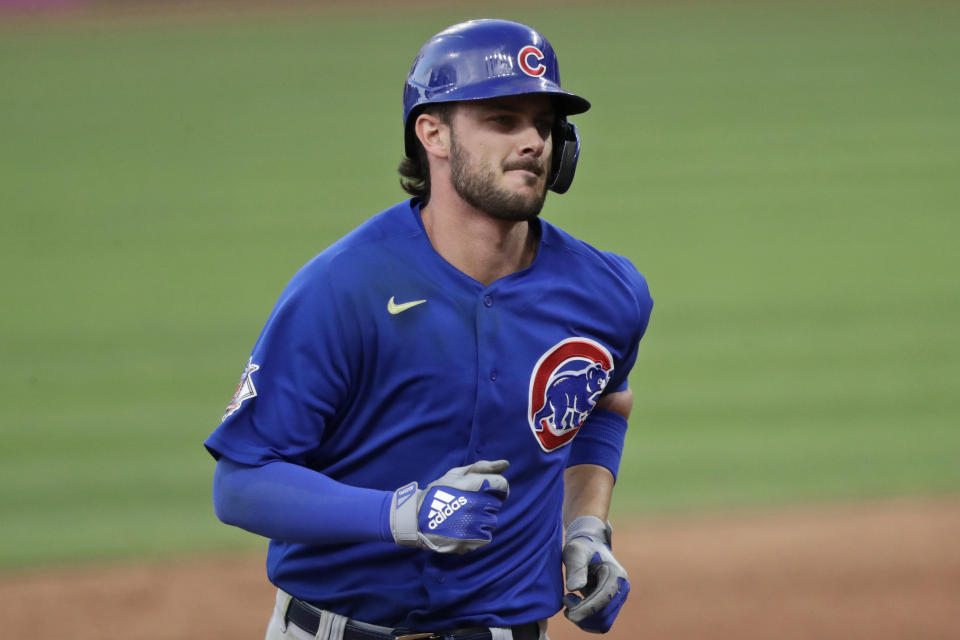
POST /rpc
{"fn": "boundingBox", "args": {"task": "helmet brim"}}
[403,81,590,158]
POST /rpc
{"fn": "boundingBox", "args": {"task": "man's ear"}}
[415,112,450,160]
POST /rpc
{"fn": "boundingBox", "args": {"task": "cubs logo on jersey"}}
[528,337,614,452]
[222,357,259,421]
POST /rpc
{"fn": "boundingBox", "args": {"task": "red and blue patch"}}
[528,337,614,452]
[222,358,260,422]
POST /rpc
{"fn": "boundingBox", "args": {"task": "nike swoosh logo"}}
[387,296,427,315]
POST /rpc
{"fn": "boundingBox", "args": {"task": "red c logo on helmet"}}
[518,45,546,77]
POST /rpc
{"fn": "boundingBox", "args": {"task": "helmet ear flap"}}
[547,120,581,194]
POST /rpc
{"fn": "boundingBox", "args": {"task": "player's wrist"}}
[378,489,397,542]
[390,481,422,548]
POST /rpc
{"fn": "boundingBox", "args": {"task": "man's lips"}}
[503,159,544,176]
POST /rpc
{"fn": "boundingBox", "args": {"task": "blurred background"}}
[1,0,958,638]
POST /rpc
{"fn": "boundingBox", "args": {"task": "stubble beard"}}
[449,134,549,222]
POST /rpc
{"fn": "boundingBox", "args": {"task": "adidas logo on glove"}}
[427,489,468,530]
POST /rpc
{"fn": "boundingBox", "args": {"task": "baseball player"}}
[205,19,652,640]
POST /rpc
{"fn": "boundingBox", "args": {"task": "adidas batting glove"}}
[390,460,510,554]
[562,515,631,633]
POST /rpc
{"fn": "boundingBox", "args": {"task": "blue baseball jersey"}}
[204,199,652,629]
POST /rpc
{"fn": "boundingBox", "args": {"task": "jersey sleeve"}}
[605,256,654,394]
[204,255,359,467]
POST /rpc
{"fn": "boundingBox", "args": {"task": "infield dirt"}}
[2,498,958,639]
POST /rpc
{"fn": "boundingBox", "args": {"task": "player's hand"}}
[390,459,510,554]
[562,516,630,633]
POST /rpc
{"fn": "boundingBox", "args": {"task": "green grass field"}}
[1,1,958,569]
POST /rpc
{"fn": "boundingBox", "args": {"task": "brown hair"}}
[398,104,454,202]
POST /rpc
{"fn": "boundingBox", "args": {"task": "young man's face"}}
[447,94,556,222]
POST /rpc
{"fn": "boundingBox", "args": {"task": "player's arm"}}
[562,388,632,523]
[563,463,614,525]
[212,456,510,554]
[561,388,633,633]
[212,457,392,544]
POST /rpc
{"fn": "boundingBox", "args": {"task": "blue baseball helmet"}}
[403,19,591,194]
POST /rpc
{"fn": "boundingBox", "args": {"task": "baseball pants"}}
[265,590,549,640]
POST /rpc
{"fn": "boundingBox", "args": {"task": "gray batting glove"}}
[562,515,631,633]
[390,460,510,554]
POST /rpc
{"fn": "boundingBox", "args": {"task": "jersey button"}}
[483,295,493,307]
[489,369,498,381]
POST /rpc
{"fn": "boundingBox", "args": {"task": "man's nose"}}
[519,123,547,157]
